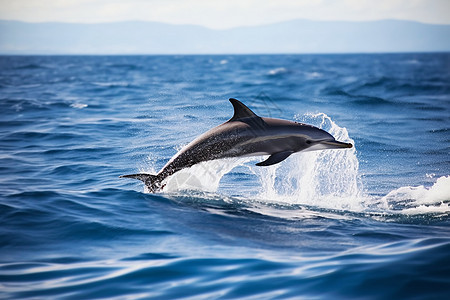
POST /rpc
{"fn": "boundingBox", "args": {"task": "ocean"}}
[0,54,449,299]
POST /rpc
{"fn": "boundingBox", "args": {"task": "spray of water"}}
[251,113,364,211]
[163,157,253,193]
[380,175,450,215]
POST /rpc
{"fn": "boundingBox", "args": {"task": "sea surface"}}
[1,54,449,299]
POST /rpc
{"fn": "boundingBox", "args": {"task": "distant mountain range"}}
[0,19,449,54]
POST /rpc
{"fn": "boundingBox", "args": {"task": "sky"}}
[0,0,449,29]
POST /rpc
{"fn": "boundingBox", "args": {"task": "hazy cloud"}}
[0,0,448,28]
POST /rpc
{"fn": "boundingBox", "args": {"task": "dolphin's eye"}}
[306,140,312,144]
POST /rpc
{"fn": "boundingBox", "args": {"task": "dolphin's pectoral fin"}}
[256,151,294,166]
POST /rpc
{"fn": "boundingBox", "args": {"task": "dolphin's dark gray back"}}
[120,98,352,192]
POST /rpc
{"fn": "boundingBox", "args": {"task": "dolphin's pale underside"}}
[120,98,352,192]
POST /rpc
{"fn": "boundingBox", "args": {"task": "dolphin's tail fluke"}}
[119,173,164,193]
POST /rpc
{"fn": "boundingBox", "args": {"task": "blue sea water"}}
[0,53,449,299]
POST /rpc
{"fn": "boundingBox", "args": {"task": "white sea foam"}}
[305,72,322,79]
[92,81,129,87]
[267,67,288,75]
[70,103,88,109]
[381,176,450,214]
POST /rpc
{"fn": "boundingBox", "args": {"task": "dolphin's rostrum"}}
[120,98,352,192]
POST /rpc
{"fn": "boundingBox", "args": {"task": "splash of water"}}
[251,113,364,211]
[163,157,253,193]
[381,175,450,214]
[160,113,363,209]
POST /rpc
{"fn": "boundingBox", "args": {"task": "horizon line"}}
[2,51,450,57]
[1,18,450,30]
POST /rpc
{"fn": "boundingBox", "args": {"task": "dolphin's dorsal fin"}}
[229,98,259,121]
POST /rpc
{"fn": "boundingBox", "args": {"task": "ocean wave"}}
[305,71,323,79]
[1,189,174,248]
[15,63,48,70]
[0,98,73,114]
[91,81,133,88]
[3,131,84,144]
[70,103,88,109]
[381,176,450,215]
[340,76,450,98]
[0,98,49,113]
[348,95,394,106]
[2,238,449,299]
[267,67,288,76]
[104,63,141,71]
[322,87,396,105]
[352,76,392,89]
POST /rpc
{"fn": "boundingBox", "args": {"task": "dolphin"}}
[120,98,352,192]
